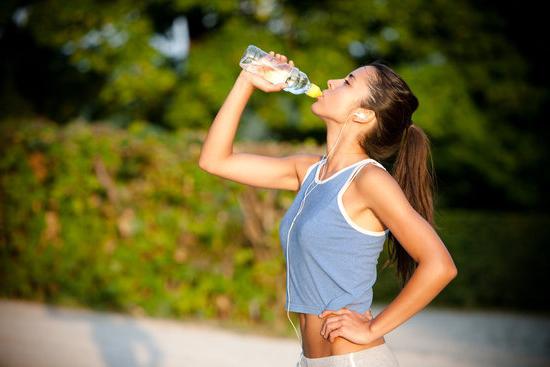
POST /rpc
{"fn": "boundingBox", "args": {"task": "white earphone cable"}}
[285,118,351,356]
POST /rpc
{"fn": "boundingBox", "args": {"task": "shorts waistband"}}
[300,343,396,367]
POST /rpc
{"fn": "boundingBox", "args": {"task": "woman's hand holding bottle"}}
[238,51,295,93]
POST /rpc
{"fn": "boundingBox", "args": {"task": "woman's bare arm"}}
[198,67,321,191]
[198,70,255,169]
[356,166,458,340]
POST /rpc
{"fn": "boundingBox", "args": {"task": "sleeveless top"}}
[278,155,390,316]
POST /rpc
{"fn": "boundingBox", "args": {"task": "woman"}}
[199,51,458,367]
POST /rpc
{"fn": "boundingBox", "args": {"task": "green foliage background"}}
[2,0,548,209]
[1,0,548,333]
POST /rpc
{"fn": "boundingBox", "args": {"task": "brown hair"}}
[357,61,437,287]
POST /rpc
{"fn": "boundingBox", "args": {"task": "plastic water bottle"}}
[239,44,322,98]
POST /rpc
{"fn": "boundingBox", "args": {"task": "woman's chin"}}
[310,102,321,115]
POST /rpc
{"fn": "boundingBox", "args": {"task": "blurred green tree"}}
[0,0,546,209]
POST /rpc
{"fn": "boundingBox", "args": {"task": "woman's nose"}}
[327,79,341,89]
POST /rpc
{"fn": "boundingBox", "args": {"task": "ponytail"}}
[384,122,437,287]
[356,62,437,287]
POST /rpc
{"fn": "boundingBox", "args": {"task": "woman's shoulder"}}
[295,153,324,181]
[353,162,401,207]
[355,161,395,186]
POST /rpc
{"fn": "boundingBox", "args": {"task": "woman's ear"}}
[353,109,374,122]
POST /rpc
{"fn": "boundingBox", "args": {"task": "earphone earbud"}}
[354,112,367,119]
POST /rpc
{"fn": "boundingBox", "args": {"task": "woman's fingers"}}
[269,51,290,64]
[321,315,346,339]
[276,53,288,63]
[319,308,352,318]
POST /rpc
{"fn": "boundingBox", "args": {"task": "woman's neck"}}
[322,151,370,174]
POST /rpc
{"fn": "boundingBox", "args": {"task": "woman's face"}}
[311,65,374,124]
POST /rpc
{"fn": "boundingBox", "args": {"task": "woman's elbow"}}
[424,259,458,280]
[447,264,458,279]
[440,256,458,280]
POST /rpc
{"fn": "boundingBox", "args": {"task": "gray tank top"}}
[279,154,389,315]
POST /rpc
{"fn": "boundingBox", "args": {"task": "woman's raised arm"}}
[198,52,320,191]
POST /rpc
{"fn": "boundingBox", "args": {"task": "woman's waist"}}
[298,312,385,359]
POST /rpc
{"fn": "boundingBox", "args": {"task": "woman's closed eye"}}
[344,79,350,86]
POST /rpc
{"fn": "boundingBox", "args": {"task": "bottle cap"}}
[305,84,322,98]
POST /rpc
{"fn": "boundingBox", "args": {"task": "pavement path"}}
[0,298,549,367]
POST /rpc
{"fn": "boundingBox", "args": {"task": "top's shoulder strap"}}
[346,159,387,184]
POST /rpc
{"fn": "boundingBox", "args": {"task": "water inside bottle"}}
[245,55,291,85]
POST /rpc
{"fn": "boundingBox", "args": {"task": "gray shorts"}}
[297,343,400,367]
